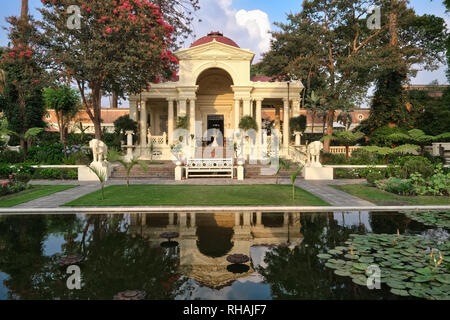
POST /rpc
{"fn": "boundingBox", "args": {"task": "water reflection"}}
[0,211,433,300]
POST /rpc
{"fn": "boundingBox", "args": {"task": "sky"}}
[0,0,448,95]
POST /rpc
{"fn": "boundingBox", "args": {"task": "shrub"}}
[27,143,65,164]
[0,174,28,197]
[366,171,386,185]
[409,165,450,196]
[321,153,347,165]
[390,156,433,179]
[32,168,78,180]
[0,149,24,164]
[349,148,382,165]
[375,177,414,195]
[0,164,13,178]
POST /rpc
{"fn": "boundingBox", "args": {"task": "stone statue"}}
[307,141,323,167]
[89,139,108,163]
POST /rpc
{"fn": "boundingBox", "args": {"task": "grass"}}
[64,185,330,207]
[332,184,450,206]
[0,185,76,207]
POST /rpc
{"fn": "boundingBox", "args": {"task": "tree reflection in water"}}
[0,214,187,300]
[258,213,401,300]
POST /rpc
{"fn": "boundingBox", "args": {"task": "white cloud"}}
[189,0,272,61]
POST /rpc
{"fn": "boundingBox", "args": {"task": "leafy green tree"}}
[290,115,307,134]
[0,14,47,158]
[323,131,365,160]
[362,144,419,163]
[239,116,258,132]
[367,1,447,130]
[43,85,80,148]
[259,0,390,152]
[38,0,180,140]
[388,129,450,156]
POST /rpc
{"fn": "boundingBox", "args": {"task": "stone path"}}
[16,178,374,208]
[15,183,101,208]
[295,180,375,207]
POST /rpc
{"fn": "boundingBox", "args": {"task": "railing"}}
[329,146,361,156]
[186,158,234,168]
[148,133,167,146]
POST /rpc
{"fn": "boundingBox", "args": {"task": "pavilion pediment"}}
[175,41,255,62]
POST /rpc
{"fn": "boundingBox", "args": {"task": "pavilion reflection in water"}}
[130,212,303,288]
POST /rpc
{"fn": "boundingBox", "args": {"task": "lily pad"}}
[390,288,410,296]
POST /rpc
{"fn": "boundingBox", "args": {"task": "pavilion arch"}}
[192,61,239,86]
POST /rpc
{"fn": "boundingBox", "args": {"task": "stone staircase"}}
[111,161,176,179]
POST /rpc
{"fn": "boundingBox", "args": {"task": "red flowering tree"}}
[0,13,47,158]
[38,0,179,139]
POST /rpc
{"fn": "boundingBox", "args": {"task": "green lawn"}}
[0,185,76,207]
[64,185,330,207]
[332,184,450,206]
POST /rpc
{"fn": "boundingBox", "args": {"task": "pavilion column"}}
[179,213,187,227]
[178,99,187,117]
[189,99,196,136]
[129,99,138,121]
[141,213,147,226]
[255,98,263,141]
[140,100,148,146]
[283,212,289,226]
[256,212,262,226]
[234,212,241,226]
[275,106,281,131]
[190,213,196,227]
[167,99,174,144]
[293,99,301,117]
[168,212,175,225]
[283,98,290,150]
[234,99,241,129]
[243,212,251,226]
[243,99,251,117]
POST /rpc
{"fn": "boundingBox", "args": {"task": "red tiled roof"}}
[251,75,273,82]
[190,32,240,48]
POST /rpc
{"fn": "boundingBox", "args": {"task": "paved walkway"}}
[17,178,374,208]
[295,180,375,206]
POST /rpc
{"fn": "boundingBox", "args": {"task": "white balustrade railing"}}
[148,133,167,146]
[329,146,361,156]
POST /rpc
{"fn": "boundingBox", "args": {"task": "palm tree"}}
[108,150,148,187]
[290,166,304,201]
[275,158,291,184]
[88,166,107,200]
[323,131,365,160]
[116,158,148,187]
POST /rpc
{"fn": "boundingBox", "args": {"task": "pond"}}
[0,211,448,300]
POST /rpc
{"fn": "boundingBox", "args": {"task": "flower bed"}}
[374,164,450,196]
[0,173,29,197]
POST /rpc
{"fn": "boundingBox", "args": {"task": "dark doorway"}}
[207,115,224,144]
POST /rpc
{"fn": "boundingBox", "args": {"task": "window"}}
[358,114,364,121]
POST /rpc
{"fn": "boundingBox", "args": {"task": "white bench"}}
[185,159,234,179]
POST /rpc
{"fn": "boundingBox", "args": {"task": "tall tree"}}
[38,0,182,140]
[0,12,47,158]
[21,0,29,20]
[43,85,80,148]
[260,0,389,151]
[367,0,446,131]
